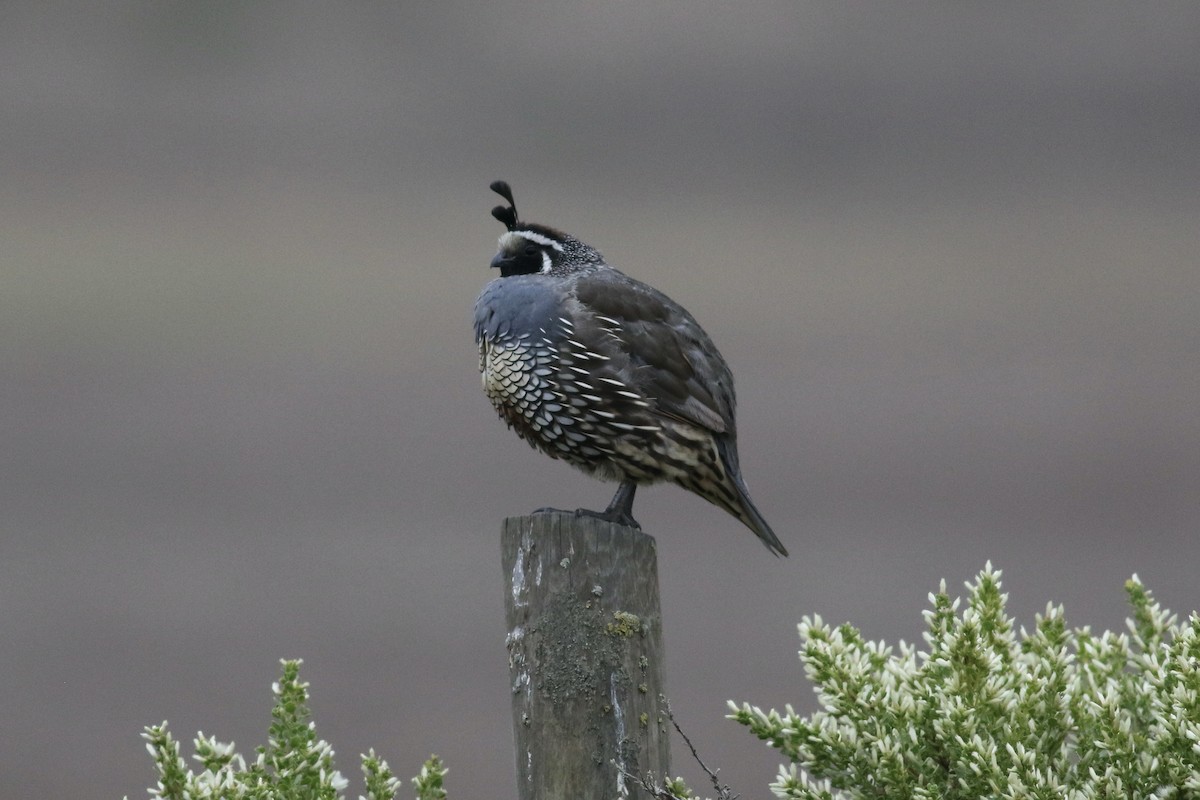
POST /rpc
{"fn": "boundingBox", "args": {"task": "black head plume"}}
[490,180,518,231]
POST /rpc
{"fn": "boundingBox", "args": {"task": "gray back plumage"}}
[572,267,736,437]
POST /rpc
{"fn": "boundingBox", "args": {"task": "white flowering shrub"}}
[130,659,447,800]
[729,564,1200,799]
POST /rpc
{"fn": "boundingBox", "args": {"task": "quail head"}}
[473,181,787,556]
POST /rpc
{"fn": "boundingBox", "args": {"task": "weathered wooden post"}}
[502,512,671,800]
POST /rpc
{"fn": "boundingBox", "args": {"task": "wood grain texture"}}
[502,512,670,800]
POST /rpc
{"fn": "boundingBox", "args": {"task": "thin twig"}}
[612,700,742,800]
[663,699,739,800]
[612,762,677,800]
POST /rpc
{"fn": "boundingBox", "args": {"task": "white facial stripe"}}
[500,229,564,252]
[540,251,552,273]
[521,231,565,251]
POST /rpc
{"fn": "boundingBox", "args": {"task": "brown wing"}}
[573,268,736,435]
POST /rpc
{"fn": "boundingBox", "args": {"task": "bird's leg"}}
[590,480,641,529]
[532,480,641,529]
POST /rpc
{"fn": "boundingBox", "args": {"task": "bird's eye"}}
[523,244,539,257]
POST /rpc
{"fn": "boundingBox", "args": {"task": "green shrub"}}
[730,564,1200,799]
[130,659,446,800]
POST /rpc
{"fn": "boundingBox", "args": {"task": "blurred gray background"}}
[2,3,1198,797]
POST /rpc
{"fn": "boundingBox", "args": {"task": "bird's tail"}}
[713,439,788,557]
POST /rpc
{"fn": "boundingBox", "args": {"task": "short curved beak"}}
[490,252,512,271]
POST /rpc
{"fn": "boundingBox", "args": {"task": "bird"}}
[473,181,787,557]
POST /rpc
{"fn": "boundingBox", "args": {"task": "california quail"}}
[474,181,787,557]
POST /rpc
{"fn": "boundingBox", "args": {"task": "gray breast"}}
[473,275,663,478]
[473,275,565,345]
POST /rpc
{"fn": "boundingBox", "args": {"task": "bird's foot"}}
[531,506,573,516]
[530,506,641,530]
[574,506,642,530]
